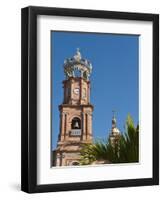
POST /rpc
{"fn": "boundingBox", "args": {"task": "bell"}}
[74,121,79,128]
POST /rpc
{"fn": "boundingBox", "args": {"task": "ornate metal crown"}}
[63,48,92,80]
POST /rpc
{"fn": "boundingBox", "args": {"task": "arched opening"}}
[71,161,80,166]
[71,117,81,129]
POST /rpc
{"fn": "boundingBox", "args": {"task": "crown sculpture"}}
[64,48,92,80]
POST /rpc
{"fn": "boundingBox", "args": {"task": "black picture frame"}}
[21,6,159,193]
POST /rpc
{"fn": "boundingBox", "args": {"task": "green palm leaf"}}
[80,114,139,165]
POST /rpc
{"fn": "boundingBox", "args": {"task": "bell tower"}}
[109,112,121,147]
[53,49,94,166]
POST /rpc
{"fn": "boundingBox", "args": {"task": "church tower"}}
[109,112,121,147]
[53,49,93,166]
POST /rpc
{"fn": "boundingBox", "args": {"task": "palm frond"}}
[80,114,139,165]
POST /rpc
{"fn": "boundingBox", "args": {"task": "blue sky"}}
[51,31,139,150]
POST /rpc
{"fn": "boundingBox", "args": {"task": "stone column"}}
[64,113,67,139]
[60,152,64,166]
[61,153,65,166]
[60,112,65,141]
[87,112,92,140]
[56,153,60,166]
[86,113,89,139]
[82,112,86,140]
[58,113,62,141]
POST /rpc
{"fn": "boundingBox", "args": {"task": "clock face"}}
[73,88,80,95]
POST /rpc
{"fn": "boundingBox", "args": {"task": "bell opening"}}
[71,117,81,129]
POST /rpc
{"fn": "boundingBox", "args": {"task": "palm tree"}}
[80,114,139,165]
[80,140,110,165]
[117,115,139,163]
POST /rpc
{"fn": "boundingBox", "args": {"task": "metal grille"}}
[70,129,81,136]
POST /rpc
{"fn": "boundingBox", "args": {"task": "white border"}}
[37,15,153,184]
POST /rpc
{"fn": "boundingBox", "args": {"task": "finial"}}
[112,110,116,118]
[112,110,117,128]
[74,48,81,61]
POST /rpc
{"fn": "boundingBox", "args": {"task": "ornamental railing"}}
[70,129,81,136]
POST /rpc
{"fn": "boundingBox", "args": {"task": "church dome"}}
[109,113,121,137]
[112,127,121,136]
[63,48,92,80]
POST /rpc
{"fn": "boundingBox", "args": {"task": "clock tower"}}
[53,49,94,166]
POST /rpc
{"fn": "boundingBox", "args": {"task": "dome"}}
[110,113,121,136]
[112,127,120,134]
[63,48,92,80]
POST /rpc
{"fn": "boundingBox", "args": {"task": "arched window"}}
[71,117,81,129]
